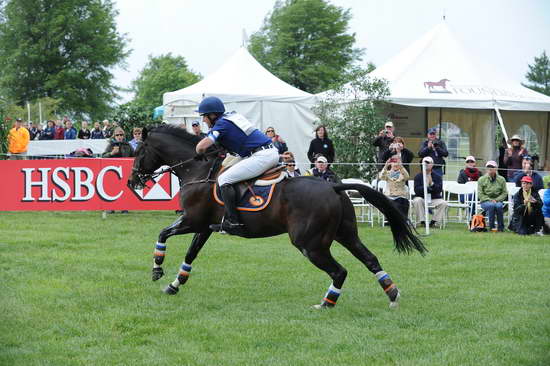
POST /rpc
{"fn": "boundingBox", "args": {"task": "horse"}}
[424,79,450,90]
[127,125,427,308]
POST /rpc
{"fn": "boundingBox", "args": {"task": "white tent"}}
[163,47,318,164]
[320,22,550,169]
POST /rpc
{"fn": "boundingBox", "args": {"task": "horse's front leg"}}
[152,215,192,281]
[164,230,212,295]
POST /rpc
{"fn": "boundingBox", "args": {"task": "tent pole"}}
[545,112,550,170]
[494,108,510,148]
[424,107,428,132]
[438,107,442,136]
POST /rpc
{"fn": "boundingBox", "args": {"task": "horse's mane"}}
[145,124,201,146]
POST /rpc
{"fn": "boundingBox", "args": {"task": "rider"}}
[195,96,279,235]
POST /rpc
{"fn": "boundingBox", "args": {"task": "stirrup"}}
[209,218,244,235]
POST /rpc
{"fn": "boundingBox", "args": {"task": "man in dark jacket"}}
[412,156,447,227]
[373,121,395,171]
[418,127,448,176]
[102,127,134,158]
[305,155,340,183]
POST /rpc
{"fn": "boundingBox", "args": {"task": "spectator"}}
[265,126,288,155]
[379,156,410,216]
[78,121,91,139]
[478,160,507,232]
[380,136,414,174]
[64,120,77,139]
[54,120,65,139]
[508,176,544,235]
[281,151,295,163]
[129,127,143,151]
[497,138,508,179]
[542,179,550,234]
[457,156,481,183]
[304,155,339,183]
[35,123,43,140]
[373,121,395,171]
[307,126,335,164]
[191,121,207,138]
[90,122,105,139]
[418,127,448,176]
[285,159,301,177]
[102,119,113,139]
[7,118,30,160]
[40,120,55,140]
[102,127,134,158]
[28,122,40,140]
[512,156,544,191]
[503,134,528,181]
[412,156,447,227]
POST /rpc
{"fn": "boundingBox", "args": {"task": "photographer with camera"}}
[102,127,134,158]
[418,127,448,176]
[373,121,396,171]
[380,136,414,174]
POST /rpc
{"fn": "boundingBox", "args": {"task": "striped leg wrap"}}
[172,263,192,288]
[320,284,341,307]
[153,242,166,266]
[375,271,399,302]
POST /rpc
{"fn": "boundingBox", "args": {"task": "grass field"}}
[1,211,549,366]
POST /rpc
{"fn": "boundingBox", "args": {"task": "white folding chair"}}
[341,178,374,226]
[444,182,476,225]
[507,184,521,225]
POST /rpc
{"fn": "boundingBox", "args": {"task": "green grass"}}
[1,211,549,366]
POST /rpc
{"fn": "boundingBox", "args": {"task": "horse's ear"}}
[142,127,148,141]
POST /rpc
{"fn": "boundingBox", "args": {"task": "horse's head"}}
[127,125,205,190]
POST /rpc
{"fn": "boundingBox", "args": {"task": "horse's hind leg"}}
[300,247,348,309]
[336,228,400,308]
[163,230,212,295]
[152,216,192,281]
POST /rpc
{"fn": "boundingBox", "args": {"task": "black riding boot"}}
[210,184,244,235]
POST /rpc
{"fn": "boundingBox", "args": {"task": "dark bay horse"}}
[127,125,426,308]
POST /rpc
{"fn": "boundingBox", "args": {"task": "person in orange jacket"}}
[8,118,30,160]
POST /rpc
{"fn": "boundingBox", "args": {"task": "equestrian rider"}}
[195,96,279,235]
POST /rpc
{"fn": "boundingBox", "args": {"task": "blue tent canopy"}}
[153,105,164,119]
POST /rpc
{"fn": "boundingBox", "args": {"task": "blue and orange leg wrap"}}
[318,284,341,308]
[152,242,166,281]
[165,262,192,294]
[375,271,399,302]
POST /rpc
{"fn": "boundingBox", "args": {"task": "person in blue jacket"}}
[40,120,56,140]
[542,180,550,234]
[64,120,77,139]
[195,96,279,235]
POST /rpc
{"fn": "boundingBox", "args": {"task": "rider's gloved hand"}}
[194,153,206,161]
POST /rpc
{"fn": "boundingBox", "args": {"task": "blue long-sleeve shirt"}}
[64,127,77,139]
[543,189,550,218]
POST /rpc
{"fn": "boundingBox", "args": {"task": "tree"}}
[523,50,550,96]
[0,0,129,118]
[248,0,363,94]
[314,69,390,180]
[110,101,157,138]
[131,54,201,115]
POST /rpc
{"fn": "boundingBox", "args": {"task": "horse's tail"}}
[333,183,427,255]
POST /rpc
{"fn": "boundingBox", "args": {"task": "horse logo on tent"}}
[424,79,451,93]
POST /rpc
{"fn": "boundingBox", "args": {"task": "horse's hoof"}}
[312,302,334,309]
[163,284,179,295]
[389,292,400,309]
[152,267,164,281]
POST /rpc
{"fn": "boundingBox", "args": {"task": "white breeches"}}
[218,148,279,186]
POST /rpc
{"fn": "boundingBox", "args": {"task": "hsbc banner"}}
[0,159,180,211]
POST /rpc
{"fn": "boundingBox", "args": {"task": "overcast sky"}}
[112,0,550,103]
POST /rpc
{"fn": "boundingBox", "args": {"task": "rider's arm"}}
[196,136,214,154]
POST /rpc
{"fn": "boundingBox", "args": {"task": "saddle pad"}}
[213,183,276,212]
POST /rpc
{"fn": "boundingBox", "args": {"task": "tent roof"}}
[163,47,313,105]
[322,22,550,112]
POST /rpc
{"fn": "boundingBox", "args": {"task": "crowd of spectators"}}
[5,116,550,234]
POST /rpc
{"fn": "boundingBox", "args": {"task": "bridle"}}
[131,146,223,189]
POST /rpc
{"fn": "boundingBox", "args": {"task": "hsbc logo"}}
[132,166,180,201]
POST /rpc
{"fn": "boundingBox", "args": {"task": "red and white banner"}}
[0,159,180,211]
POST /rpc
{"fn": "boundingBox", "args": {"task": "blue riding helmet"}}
[197,96,226,115]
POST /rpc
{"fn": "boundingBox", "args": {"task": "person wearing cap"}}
[457,156,481,183]
[373,121,395,171]
[195,96,279,235]
[509,175,544,235]
[381,136,414,174]
[412,156,447,227]
[503,134,528,181]
[418,127,448,176]
[307,126,335,165]
[478,161,508,232]
[512,156,544,191]
[191,121,207,139]
[7,118,30,160]
[304,155,339,183]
